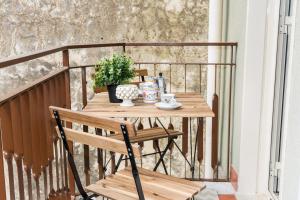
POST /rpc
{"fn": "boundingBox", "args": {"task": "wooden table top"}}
[83,92,214,118]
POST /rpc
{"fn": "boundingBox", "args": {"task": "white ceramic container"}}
[116,84,139,107]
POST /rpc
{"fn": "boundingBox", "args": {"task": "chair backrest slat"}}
[55,127,141,158]
[134,69,148,77]
[49,106,141,158]
[49,106,136,136]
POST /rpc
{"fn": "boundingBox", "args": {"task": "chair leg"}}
[153,139,173,171]
[156,145,168,175]
[115,154,124,172]
[173,141,192,167]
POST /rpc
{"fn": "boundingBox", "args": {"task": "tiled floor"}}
[218,194,237,200]
[204,182,236,194]
[203,182,237,200]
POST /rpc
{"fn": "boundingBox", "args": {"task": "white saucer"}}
[155,102,182,110]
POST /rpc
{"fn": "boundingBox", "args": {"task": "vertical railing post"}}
[81,68,87,107]
[96,128,104,179]
[122,44,126,53]
[211,65,219,178]
[81,67,91,185]
[211,93,219,176]
[0,120,6,200]
[0,102,15,200]
[197,118,204,163]
[10,97,25,200]
[226,45,234,180]
[62,49,75,196]
[182,118,189,157]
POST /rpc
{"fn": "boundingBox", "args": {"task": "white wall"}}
[225,0,269,196]
[226,0,300,198]
[280,1,300,199]
[225,0,248,172]
[236,0,268,195]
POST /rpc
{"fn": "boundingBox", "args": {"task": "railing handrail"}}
[0,42,238,69]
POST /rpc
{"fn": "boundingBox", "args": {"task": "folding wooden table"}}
[83,92,214,178]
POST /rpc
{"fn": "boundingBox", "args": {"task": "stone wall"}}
[0,0,207,57]
[0,0,208,99]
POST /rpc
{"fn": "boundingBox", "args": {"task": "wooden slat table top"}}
[83,92,214,118]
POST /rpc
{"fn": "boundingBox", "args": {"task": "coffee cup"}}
[161,93,176,105]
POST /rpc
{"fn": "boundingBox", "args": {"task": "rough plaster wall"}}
[0,0,207,57]
[0,0,208,99]
[0,0,208,197]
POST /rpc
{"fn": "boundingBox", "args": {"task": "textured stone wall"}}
[0,0,208,99]
[0,0,207,57]
[0,0,209,196]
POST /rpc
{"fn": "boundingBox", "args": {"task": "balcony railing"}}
[0,42,237,200]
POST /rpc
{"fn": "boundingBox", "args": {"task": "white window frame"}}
[257,0,297,199]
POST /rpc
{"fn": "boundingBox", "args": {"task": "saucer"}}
[155,102,182,110]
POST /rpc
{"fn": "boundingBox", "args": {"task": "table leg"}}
[156,145,169,175]
[110,131,116,174]
[187,117,203,179]
[191,118,201,178]
[95,128,104,179]
[154,117,193,170]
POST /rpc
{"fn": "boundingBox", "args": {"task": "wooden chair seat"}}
[109,127,183,143]
[86,166,204,200]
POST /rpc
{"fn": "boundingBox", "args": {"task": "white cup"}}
[161,93,176,105]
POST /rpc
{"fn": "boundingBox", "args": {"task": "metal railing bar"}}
[226,46,234,180]
[199,65,202,94]
[0,42,237,68]
[124,42,238,47]
[69,62,236,70]
[66,43,125,50]
[0,46,67,69]
[169,64,172,93]
[134,62,236,66]
[184,64,187,93]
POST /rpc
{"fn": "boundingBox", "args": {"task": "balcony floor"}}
[194,182,236,200]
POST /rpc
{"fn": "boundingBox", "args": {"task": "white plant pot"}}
[115,84,139,107]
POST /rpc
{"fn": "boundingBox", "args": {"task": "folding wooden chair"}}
[49,106,205,200]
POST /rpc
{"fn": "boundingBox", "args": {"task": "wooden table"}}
[83,92,214,179]
[83,93,214,118]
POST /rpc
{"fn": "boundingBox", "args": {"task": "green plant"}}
[93,54,135,88]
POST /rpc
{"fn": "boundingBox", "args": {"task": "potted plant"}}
[93,54,135,103]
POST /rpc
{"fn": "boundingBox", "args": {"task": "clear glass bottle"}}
[157,72,167,96]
